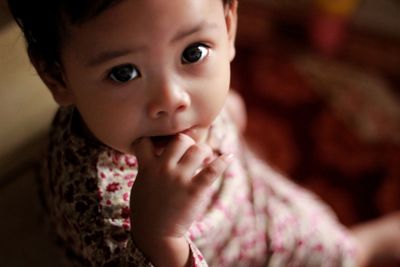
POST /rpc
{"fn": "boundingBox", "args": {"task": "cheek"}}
[196,66,230,120]
[82,109,141,153]
[74,96,143,150]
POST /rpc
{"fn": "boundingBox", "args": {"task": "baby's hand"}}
[130,133,233,241]
[352,211,400,266]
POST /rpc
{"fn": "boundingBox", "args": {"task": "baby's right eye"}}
[108,64,140,83]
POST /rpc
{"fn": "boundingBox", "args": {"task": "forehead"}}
[63,0,226,51]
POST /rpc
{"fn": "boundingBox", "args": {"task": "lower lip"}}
[150,128,195,149]
[181,127,201,142]
[182,128,194,136]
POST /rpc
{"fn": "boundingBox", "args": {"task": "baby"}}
[7,0,400,266]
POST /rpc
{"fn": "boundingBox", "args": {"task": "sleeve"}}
[244,148,360,267]
[56,171,209,267]
[44,108,210,267]
[124,235,208,267]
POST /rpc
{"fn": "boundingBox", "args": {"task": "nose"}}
[147,78,191,119]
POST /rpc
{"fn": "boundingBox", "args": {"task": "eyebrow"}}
[86,21,219,67]
[172,21,219,43]
[86,47,143,67]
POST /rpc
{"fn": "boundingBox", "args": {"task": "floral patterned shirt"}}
[40,105,359,267]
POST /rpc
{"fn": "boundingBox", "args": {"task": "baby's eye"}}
[108,64,140,83]
[181,44,209,64]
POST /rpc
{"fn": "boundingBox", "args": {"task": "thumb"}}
[132,137,154,163]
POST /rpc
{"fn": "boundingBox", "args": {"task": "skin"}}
[37,0,238,266]
[51,0,236,154]
[351,211,400,267]
[32,0,400,266]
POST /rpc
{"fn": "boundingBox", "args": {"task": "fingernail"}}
[222,153,234,163]
[154,147,164,157]
[203,155,214,165]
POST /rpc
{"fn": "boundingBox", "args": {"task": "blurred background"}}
[0,0,399,266]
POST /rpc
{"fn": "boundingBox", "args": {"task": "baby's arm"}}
[130,134,233,267]
[351,211,400,266]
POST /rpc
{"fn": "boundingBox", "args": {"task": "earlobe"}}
[45,75,74,106]
[30,58,74,106]
[225,0,238,61]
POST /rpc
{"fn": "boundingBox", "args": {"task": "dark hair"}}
[7,0,234,73]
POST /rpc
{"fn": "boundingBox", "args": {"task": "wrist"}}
[131,232,190,267]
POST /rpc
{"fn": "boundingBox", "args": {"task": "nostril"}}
[152,104,186,118]
[155,110,167,118]
[148,91,190,118]
[176,104,187,112]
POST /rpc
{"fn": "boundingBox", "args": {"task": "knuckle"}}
[174,169,187,181]
[204,164,220,179]
[189,144,202,154]
[184,145,202,159]
[198,144,211,155]
[194,144,212,159]
[160,161,175,174]
[174,176,187,187]
[179,133,195,146]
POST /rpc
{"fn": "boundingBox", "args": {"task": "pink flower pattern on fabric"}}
[40,106,359,266]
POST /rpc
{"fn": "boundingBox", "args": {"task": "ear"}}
[224,0,238,62]
[30,57,74,106]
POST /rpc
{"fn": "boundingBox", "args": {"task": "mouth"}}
[147,125,209,154]
[150,134,176,151]
[149,127,199,151]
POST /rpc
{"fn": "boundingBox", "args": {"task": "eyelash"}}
[181,43,211,64]
[106,43,211,83]
[107,64,140,83]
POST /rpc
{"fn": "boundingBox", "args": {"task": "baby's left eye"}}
[108,64,140,83]
[181,44,209,64]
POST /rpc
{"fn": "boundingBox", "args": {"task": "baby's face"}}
[57,0,237,154]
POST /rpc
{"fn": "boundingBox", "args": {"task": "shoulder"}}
[45,106,107,201]
[225,90,247,133]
